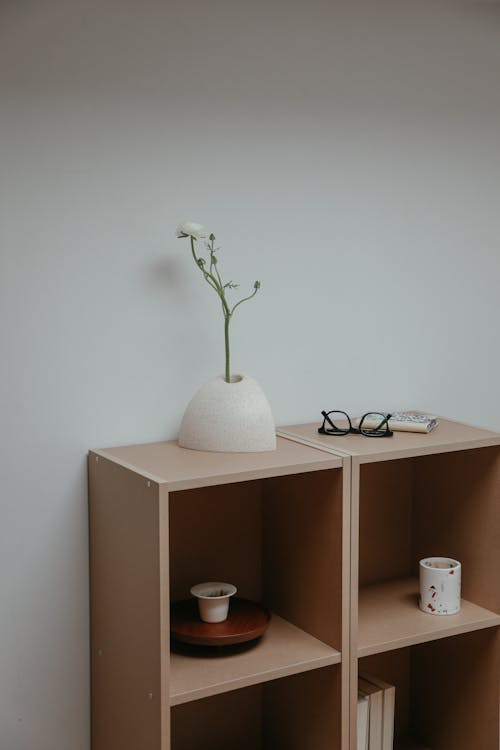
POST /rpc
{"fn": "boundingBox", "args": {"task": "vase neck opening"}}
[221,374,243,384]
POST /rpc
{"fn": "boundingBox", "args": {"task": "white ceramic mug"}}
[190,582,237,623]
[419,557,461,615]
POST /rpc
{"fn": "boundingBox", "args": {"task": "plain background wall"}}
[1,0,499,747]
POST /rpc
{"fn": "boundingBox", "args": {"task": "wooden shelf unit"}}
[90,416,499,750]
[89,437,348,750]
[278,417,500,750]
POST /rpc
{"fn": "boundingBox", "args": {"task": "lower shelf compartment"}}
[170,613,341,705]
[359,627,499,750]
[171,665,341,750]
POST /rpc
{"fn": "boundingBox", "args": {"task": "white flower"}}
[176,221,206,240]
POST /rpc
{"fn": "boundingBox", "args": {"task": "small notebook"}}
[389,412,438,433]
[358,412,438,434]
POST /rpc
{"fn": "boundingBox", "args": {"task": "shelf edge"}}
[358,614,500,658]
[170,650,341,706]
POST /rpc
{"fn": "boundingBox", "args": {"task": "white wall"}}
[1,0,499,747]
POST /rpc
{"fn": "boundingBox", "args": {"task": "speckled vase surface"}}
[419,557,461,615]
[178,373,276,452]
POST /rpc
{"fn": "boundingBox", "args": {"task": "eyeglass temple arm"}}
[321,410,337,431]
[359,413,392,430]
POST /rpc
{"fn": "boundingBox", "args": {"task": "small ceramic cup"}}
[419,557,461,615]
[190,582,237,623]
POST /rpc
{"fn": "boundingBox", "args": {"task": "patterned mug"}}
[419,557,461,615]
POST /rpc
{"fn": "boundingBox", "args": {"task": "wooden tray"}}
[170,597,271,646]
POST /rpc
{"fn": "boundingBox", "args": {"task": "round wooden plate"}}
[170,597,271,646]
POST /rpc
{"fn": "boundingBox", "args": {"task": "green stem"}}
[213,256,224,289]
[191,237,227,301]
[224,314,231,382]
[231,286,258,315]
[186,233,259,383]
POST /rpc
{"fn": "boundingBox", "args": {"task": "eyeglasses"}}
[318,411,393,437]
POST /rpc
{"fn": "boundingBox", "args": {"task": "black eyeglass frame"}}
[318,410,394,437]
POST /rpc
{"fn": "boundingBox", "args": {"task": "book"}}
[357,693,369,750]
[356,412,438,434]
[358,677,383,750]
[360,673,395,750]
[389,412,438,433]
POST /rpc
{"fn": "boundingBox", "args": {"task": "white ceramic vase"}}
[178,373,276,452]
[419,557,461,615]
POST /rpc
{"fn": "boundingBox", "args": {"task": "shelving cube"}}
[279,416,500,750]
[89,437,350,750]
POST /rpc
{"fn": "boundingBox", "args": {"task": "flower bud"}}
[254,280,261,289]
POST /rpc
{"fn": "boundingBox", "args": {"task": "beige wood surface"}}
[167,466,347,744]
[359,631,500,750]
[159,486,170,750]
[171,684,262,750]
[93,435,342,489]
[169,481,263,604]
[262,468,347,748]
[340,456,352,750]
[278,416,500,462]
[413,446,500,613]
[170,614,341,705]
[172,665,343,750]
[359,459,414,586]
[356,448,500,609]
[348,457,360,750]
[88,454,166,750]
[264,666,342,750]
[411,628,499,749]
[358,577,500,657]
[263,469,343,650]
